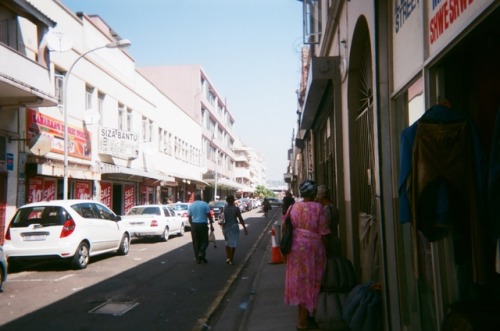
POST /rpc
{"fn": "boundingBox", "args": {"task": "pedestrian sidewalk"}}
[240,256,297,331]
[211,213,298,331]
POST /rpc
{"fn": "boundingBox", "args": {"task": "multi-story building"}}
[0,0,216,234]
[139,65,258,201]
[291,1,499,330]
[0,0,59,243]
[232,140,265,196]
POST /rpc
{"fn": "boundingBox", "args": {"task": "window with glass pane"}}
[98,93,105,125]
[118,104,124,130]
[302,0,322,45]
[167,132,172,155]
[174,137,179,158]
[55,71,64,105]
[209,118,216,132]
[85,86,94,111]
[148,120,153,142]
[127,109,132,131]
[142,118,152,143]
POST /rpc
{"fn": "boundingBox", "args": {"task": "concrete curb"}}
[236,227,274,331]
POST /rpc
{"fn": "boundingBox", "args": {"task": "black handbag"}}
[280,215,293,255]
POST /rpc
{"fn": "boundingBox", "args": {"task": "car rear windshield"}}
[210,202,225,207]
[127,206,161,216]
[170,204,188,211]
[10,206,67,228]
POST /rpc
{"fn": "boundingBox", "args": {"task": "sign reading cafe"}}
[98,126,140,160]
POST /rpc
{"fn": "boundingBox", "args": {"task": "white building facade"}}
[139,65,258,200]
[0,0,58,242]
[0,0,209,237]
[233,139,265,196]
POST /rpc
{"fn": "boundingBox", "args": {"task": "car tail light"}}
[60,218,76,238]
[150,220,158,227]
[181,212,188,218]
[4,227,10,240]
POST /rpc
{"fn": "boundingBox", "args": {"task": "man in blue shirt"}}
[188,194,214,263]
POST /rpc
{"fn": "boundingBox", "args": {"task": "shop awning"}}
[172,174,210,186]
[97,162,175,183]
[300,56,339,130]
[204,178,251,191]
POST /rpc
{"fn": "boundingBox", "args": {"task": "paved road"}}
[0,208,276,331]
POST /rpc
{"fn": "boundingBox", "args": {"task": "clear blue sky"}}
[62,0,304,182]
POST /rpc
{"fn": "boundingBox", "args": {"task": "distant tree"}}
[254,185,276,199]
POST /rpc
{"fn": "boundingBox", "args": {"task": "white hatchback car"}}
[4,200,131,270]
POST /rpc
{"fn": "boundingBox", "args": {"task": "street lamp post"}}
[213,149,224,201]
[62,39,131,200]
[214,154,219,201]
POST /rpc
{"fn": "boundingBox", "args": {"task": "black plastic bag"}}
[280,215,292,255]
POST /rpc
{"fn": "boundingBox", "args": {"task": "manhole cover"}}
[89,301,139,316]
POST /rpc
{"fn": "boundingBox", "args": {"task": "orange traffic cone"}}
[270,228,284,264]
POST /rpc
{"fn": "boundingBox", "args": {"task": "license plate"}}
[23,234,47,241]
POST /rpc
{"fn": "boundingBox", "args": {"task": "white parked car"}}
[167,203,191,230]
[0,245,7,292]
[4,200,130,270]
[121,204,185,241]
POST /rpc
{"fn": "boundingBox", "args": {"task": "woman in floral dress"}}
[284,180,330,330]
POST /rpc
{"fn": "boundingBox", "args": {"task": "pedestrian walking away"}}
[262,197,271,218]
[221,195,248,265]
[284,180,330,330]
[188,194,214,264]
[316,185,340,257]
[282,190,296,219]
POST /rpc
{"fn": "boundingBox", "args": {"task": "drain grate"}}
[89,301,139,316]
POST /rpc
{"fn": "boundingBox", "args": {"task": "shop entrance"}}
[422,7,500,328]
[112,183,123,215]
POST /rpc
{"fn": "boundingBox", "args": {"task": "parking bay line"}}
[8,274,75,282]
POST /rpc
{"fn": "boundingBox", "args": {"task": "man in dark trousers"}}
[282,190,295,215]
[188,194,214,263]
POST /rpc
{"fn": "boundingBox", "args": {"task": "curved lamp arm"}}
[62,39,131,199]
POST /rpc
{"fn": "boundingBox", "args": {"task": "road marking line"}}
[8,274,75,282]
[54,274,74,281]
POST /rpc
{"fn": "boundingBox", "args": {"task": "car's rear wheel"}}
[178,224,185,236]
[160,227,170,242]
[117,234,130,255]
[71,242,89,269]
